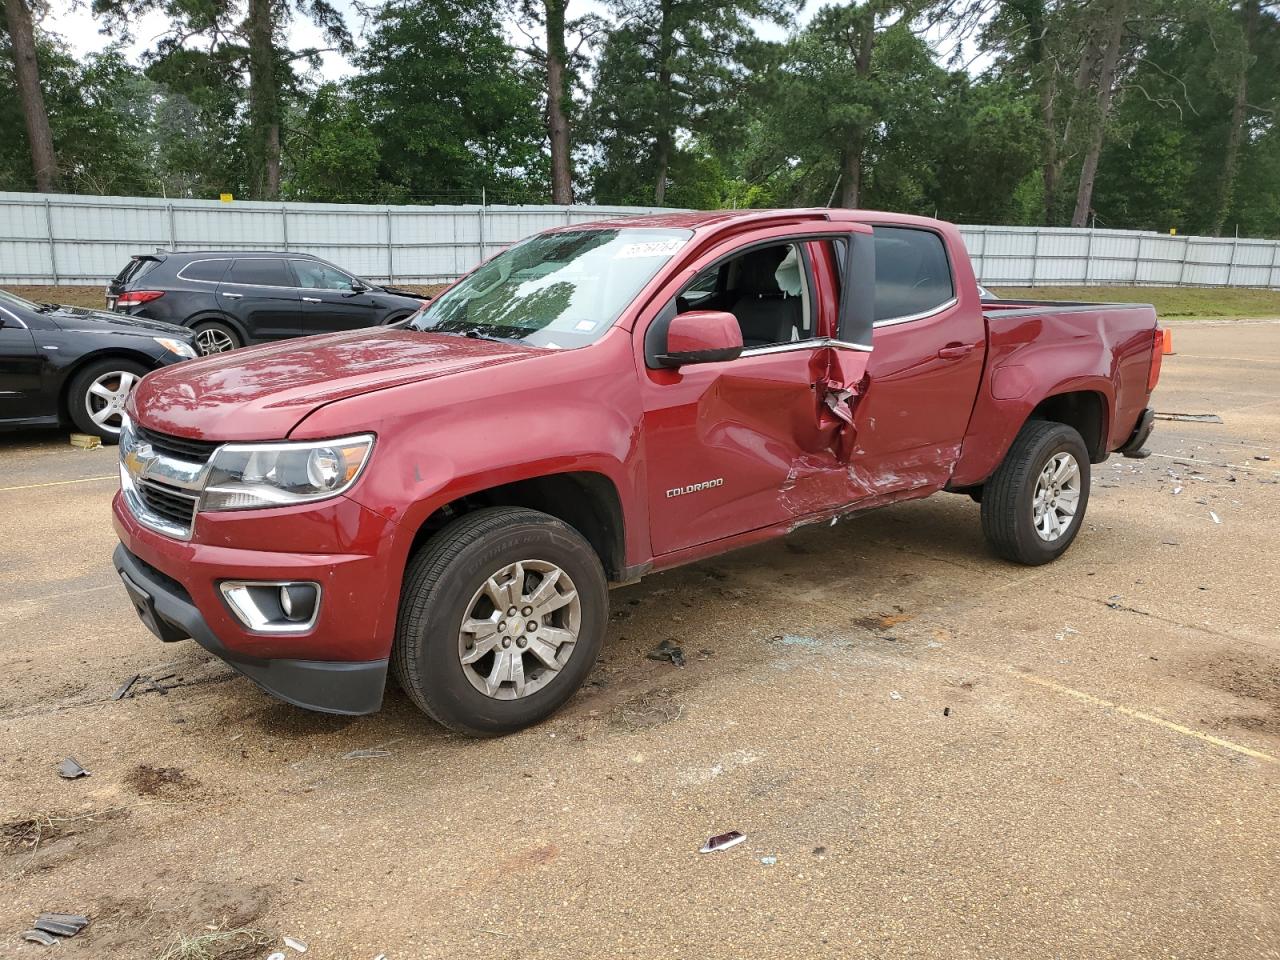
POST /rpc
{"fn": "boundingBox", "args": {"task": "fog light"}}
[220,580,321,632]
[279,583,316,622]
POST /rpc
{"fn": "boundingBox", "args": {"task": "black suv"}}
[107,252,429,355]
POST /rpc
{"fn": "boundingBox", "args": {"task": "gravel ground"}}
[1,321,1278,959]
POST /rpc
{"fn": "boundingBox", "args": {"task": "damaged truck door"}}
[641,221,875,554]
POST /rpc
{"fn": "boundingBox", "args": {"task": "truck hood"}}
[130,328,543,439]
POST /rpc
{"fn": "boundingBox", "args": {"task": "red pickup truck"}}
[112,209,1162,735]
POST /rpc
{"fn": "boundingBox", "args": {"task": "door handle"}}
[937,343,974,360]
[302,297,321,303]
[221,292,242,299]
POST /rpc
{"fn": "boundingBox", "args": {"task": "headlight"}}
[201,435,375,511]
[154,337,197,359]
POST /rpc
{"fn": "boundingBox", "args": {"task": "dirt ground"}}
[2,321,1279,959]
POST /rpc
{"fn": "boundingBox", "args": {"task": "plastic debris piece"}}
[57,757,90,779]
[23,929,59,946]
[700,830,746,853]
[646,639,686,668]
[1172,486,1183,495]
[112,674,140,700]
[1256,455,1271,462]
[342,749,392,759]
[268,953,286,960]
[36,914,89,927]
[1153,412,1222,423]
[33,919,81,937]
[1210,511,1221,524]
[69,433,102,450]
[889,691,903,701]
[284,936,308,953]
[760,855,778,865]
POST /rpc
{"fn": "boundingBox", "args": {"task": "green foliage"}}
[282,83,382,202]
[0,35,153,194]
[585,0,795,204]
[353,0,547,203]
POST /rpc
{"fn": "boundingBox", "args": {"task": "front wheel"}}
[66,358,150,442]
[392,507,609,736]
[980,421,1091,565]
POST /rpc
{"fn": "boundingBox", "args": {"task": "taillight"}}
[117,290,164,307]
[1147,328,1163,392]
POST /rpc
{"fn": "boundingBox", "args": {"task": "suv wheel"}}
[393,507,608,736]
[67,358,150,442]
[980,420,1091,565]
[192,321,240,355]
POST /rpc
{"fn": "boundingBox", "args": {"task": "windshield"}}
[409,227,692,348]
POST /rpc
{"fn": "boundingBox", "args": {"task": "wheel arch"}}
[185,311,249,344]
[1026,388,1111,463]
[404,470,627,583]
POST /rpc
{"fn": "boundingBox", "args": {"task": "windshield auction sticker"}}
[614,238,686,259]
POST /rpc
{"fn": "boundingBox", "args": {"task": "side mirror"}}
[656,310,744,368]
[350,281,370,294]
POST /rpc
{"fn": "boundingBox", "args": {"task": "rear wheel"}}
[66,358,150,442]
[192,320,240,355]
[980,421,1091,565]
[393,507,608,736]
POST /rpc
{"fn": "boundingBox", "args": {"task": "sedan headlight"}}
[154,337,198,359]
[202,435,375,511]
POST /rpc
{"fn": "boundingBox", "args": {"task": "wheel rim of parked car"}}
[1032,452,1081,542]
[195,327,236,355]
[457,559,582,700]
[84,370,138,434]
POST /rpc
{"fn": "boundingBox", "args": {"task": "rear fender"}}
[951,335,1117,488]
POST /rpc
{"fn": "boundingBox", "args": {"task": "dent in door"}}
[778,346,871,515]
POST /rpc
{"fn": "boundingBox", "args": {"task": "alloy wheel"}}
[457,559,581,700]
[1032,451,1082,542]
[195,327,236,355]
[84,370,138,434]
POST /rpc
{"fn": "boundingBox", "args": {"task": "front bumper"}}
[114,543,387,715]
[112,490,398,715]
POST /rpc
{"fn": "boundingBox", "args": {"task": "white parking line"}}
[0,475,116,493]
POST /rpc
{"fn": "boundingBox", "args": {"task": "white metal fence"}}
[0,193,675,285]
[2,191,1278,288]
[958,224,1280,289]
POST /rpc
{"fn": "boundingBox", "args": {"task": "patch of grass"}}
[991,285,1280,320]
[156,928,272,960]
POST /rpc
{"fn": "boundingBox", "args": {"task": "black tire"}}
[393,507,608,736]
[191,320,241,355]
[66,357,150,443]
[980,420,1091,565]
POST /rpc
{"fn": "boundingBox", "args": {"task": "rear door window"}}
[225,258,292,288]
[872,227,954,322]
[179,258,232,283]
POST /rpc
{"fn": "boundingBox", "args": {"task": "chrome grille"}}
[135,426,220,465]
[134,478,199,529]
